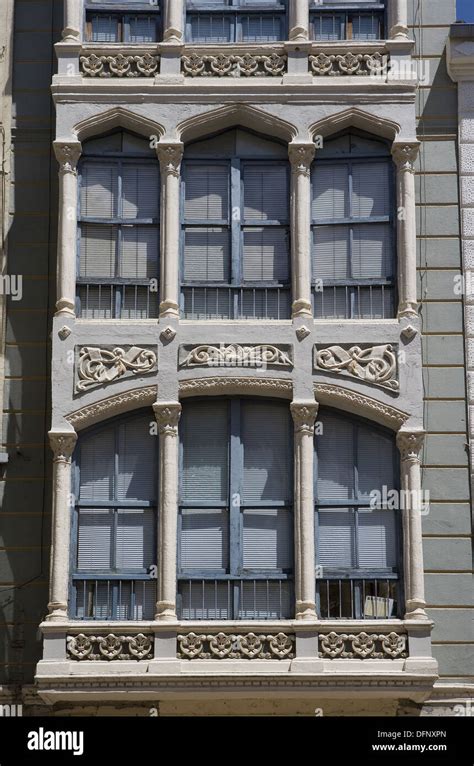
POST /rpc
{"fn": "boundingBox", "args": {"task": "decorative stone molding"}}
[48,431,77,462]
[182,51,287,78]
[160,326,176,343]
[179,344,293,369]
[67,633,153,661]
[53,141,81,176]
[391,142,420,173]
[153,402,181,436]
[296,325,311,341]
[179,377,293,399]
[401,325,417,341]
[288,143,315,177]
[314,384,408,430]
[177,103,297,145]
[396,429,424,462]
[318,631,407,659]
[156,142,184,178]
[58,325,72,340]
[80,52,160,78]
[314,344,399,391]
[76,346,157,393]
[66,386,156,430]
[177,632,295,660]
[290,401,319,435]
[309,51,389,77]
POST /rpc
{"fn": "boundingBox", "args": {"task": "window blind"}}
[242,508,292,569]
[181,401,229,503]
[180,508,229,570]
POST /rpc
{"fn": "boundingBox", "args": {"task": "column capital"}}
[288,143,316,176]
[153,401,182,435]
[48,430,78,462]
[396,428,424,462]
[391,142,420,173]
[53,140,82,175]
[291,401,319,434]
[156,142,184,177]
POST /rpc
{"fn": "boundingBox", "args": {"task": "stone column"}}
[392,143,420,319]
[389,0,409,40]
[153,402,181,621]
[53,141,82,318]
[289,0,310,41]
[164,0,184,43]
[291,401,319,620]
[62,0,82,41]
[289,143,315,320]
[156,143,184,319]
[396,429,428,620]
[47,430,78,621]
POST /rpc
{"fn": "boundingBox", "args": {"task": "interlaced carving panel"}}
[318,631,407,659]
[314,344,399,391]
[80,53,160,77]
[182,52,287,77]
[177,632,295,659]
[76,345,157,392]
[67,633,154,661]
[309,51,389,77]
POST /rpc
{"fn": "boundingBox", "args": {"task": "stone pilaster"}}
[53,141,82,318]
[156,143,184,319]
[289,0,310,41]
[392,142,420,319]
[289,143,315,319]
[389,0,409,40]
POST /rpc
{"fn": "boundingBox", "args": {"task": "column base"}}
[398,302,419,319]
[155,601,177,621]
[46,603,68,622]
[295,600,317,620]
[405,599,429,621]
[288,27,309,42]
[55,299,75,318]
[292,300,313,319]
[159,300,179,319]
[389,25,409,40]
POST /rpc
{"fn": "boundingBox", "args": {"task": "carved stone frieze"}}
[179,344,293,369]
[182,52,287,77]
[318,631,407,659]
[314,383,408,430]
[80,52,160,77]
[177,632,295,660]
[67,633,153,661]
[310,51,389,77]
[179,377,293,398]
[76,346,157,393]
[314,344,399,391]
[66,386,156,430]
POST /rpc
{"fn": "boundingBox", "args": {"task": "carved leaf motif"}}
[380,632,407,657]
[98,634,123,660]
[208,632,234,658]
[128,633,153,660]
[319,632,346,658]
[67,634,92,660]
[77,346,157,392]
[239,633,265,658]
[315,344,399,390]
[268,632,294,658]
[180,344,292,369]
[177,632,205,658]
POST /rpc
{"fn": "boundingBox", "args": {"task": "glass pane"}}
[120,226,159,279]
[181,401,229,503]
[117,417,156,502]
[351,162,390,218]
[182,286,232,319]
[80,224,117,278]
[188,13,232,42]
[240,14,282,42]
[243,227,289,282]
[352,224,392,279]
[81,163,118,219]
[77,509,114,569]
[122,164,160,219]
[316,413,354,501]
[242,401,291,504]
[184,227,230,282]
[357,426,395,497]
[78,285,114,319]
[358,509,397,568]
[180,509,229,569]
[243,165,288,222]
[313,13,343,41]
[240,287,290,319]
[185,164,229,221]
[116,509,155,570]
[128,15,157,42]
[178,580,231,620]
[80,427,115,501]
[238,580,292,619]
[312,164,349,221]
[90,14,119,42]
[242,509,292,569]
[312,225,350,281]
[352,13,380,40]
[317,509,355,567]
[121,285,159,319]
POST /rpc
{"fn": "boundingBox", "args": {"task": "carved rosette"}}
[156,143,184,178]
[290,402,319,435]
[53,141,82,176]
[319,631,407,659]
[396,429,424,463]
[288,143,315,177]
[67,633,153,661]
[48,430,78,463]
[180,344,293,369]
[177,632,295,660]
[391,143,420,174]
[314,344,399,391]
[153,402,182,436]
[76,345,157,392]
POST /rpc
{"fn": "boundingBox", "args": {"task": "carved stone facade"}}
[314,344,399,391]
[76,345,157,392]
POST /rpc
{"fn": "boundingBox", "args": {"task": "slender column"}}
[53,141,82,318]
[392,143,420,319]
[396,429,428,621]
[164,0,184,43]
[156,143,184,319]
[153,402,181,621]
[289,143,315,319]
[62,0,82,41]
[389,0,409,40]
[47,430,78,621]
[291,401,319,620]
[289,0,310,41]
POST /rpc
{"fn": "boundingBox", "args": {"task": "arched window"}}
[178,399,293,619]
[315,410,401,619]
[186,0,287,43]
[71,412,158,620]
[77,131,160,319]
[85,1,162,43]
[181,128,291,320]
[311,131,396,319]
[309,0,385,41]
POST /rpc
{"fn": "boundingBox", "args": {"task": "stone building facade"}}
[0,0,472,716]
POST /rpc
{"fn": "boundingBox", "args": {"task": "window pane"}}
[117,417,156,502]
[77,509,113,569]
[240,14,282,42]
[184,227,230,282]
[352,224,392,279]
[188,13,232,42]
[90,14,119,42]
[78,285,114,319]
[318,509,355,567]
[240,286,291,319]
[238,580,292,619]
[182,401,229,503]
[182,286,232,319]
[243,164,288,222]
[122,164,160,219]
[185,164,229,220]
[80,225,117,278]
[242,508,292,569]
[179,580,231,620]
[313,13,343,41]
[352,13,379,40]
[128,15,157,42]
[312,164,349,221]
[316,414,354,501]
[121,226,159,279]
[81,163,118,218]
[312,225,350,280]
[242,401,291,503]
[180,508,229,569]
[122,285,159,319]
[243,228,289,282]
[79,427,115,501]
[358,509,397,568]
[116,508,155,569]
[357,426,395,497]
[314,284,351,319]
[351,162,390,218]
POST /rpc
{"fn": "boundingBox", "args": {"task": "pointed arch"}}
[310,107,401,143]
[72,107,165,143]
[314,384,409,431]
[177,103,297,145]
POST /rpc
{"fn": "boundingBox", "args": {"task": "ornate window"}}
[71,413,158,620]
[309,1,385,41]
[311,131,396,319]
[315,410,401,619]
[181,128,291,320]
[186,0,287,43]
[84,1,161,43]
[77,131,160,319]
[178,399,293,619]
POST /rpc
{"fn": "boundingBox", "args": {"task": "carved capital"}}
[48,430,78,462]
[290,401,319,434]
[391,142,420,174]
[288,143,315,176]
[53,141,82,176]
[396,429,424,462]
[156,143,184,177]
[153,402,182,435]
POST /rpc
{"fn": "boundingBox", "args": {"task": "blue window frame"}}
[178,399,294,620]
[314,409,402,619]
[309,2,385,41]
[186,0,287,43]
[77,131,160,319]
[181,130,291,320]
[85,2,161,42]
[70,412,158,620]
[311,130,396,319]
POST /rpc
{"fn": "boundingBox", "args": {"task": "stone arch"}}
[65,386,156,431]
[310,107,401,143]
[314,383,409,431]
[72,107,165,143]
[179,376,293,400]
[177,103,298,145]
